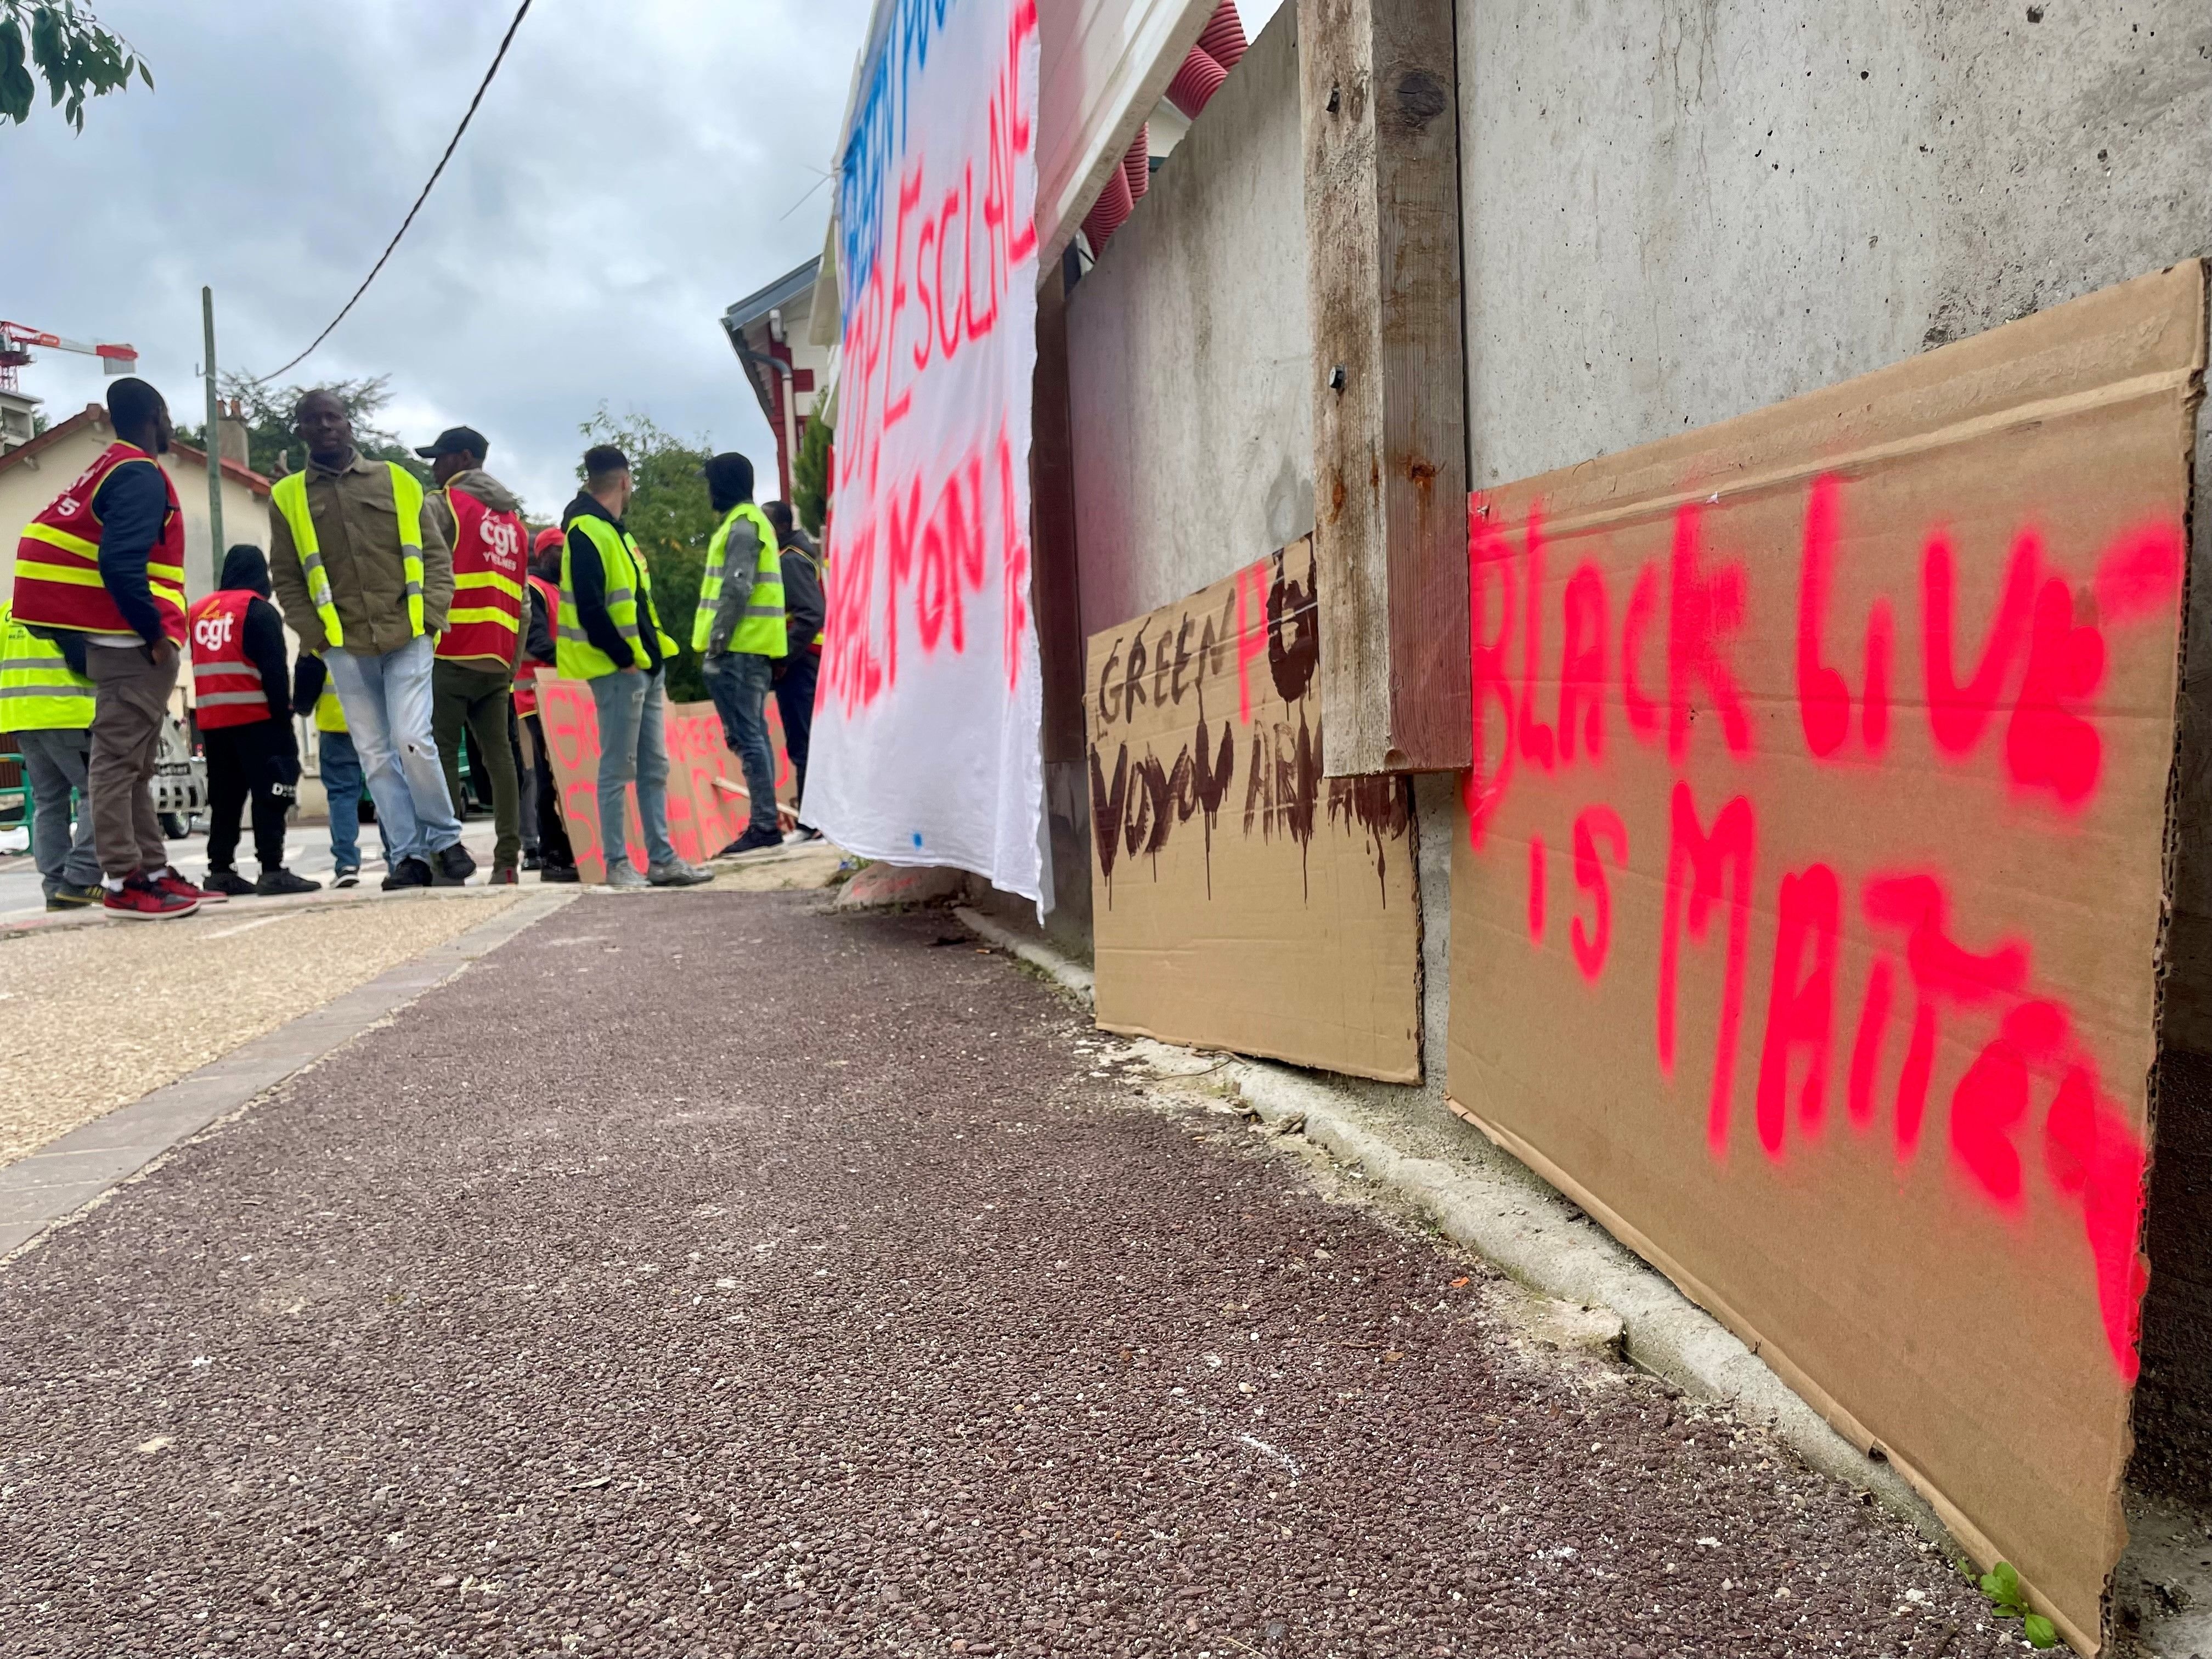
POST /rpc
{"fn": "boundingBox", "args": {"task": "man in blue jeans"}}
[695,453,785,857]
[557,445,710,890]
[268,390,475,891]
[294,652,390,885]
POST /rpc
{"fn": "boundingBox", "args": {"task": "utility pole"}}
[200,286,225,586]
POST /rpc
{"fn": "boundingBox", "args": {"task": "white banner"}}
[811,0,1046,905]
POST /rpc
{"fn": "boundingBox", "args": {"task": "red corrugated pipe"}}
[1122,123,1150,202]
[1197,0,1248,69]
[1082,162,1135,251]
[1165,46,1226,117]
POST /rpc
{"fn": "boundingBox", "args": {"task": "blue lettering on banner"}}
[836,0,971,307]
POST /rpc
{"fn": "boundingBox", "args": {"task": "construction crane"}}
[0,321,139,393]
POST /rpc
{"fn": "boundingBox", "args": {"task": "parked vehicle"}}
[155,712,207,839]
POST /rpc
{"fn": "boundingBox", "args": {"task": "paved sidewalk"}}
[0,895,2017,1658]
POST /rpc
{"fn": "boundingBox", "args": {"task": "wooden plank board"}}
[1299,0,1469,774]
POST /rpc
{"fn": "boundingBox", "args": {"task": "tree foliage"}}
[0,2,150,131]
[175,373,430,487]
[792,394,833,536]
[577,406,716,704]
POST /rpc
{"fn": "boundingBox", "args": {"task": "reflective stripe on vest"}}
[10,443,189,645]
[557,516,676,680]
[187,589,272,729]
[514,573,561,716]
[0,603,95,732]
[435,483,527,662]
[691,502,786,656]
[270,463,428,648]
[789,545,826,647]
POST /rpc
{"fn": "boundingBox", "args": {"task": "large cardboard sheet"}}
[1088,541,1421,1082]
[535,672,797,883]
[1447,263,2204,1650]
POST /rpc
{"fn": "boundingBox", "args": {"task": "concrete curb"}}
[952,905,1097,998]
[951,904,1947,1545]
[0,888,576,1266]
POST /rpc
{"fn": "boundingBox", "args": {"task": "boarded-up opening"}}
[1088,539,1422,1081]
[1447,263,2204,1651]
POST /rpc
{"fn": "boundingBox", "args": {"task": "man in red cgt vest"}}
[417,426,530,883]
[185,544,320,899]
[8,378,208,918]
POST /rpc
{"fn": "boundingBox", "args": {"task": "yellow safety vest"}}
[558,515,678,679]
[692,502,786,657]
[270,464,428,648]
[305,652,349,734]
[0,602,95,733]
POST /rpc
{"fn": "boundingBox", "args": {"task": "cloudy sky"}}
[1,0,870,517]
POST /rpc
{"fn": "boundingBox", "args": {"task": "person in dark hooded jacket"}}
[188,544,319,897]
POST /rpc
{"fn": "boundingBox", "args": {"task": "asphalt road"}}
[0,894,2019,1657]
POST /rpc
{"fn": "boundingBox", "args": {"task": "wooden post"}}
[1299,0,1469,774]
[1031,257,1088,767]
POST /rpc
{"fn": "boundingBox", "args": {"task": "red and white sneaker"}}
[104,873,199,920]
[152,865,222,904]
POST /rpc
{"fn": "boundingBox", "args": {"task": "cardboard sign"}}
[534,671,797,882]
[1447,263,2204,1650]
[812,0,1047,902]
[1087,540,1421,1082]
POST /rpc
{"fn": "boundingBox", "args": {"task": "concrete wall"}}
[1460,0,2208,486]
[1065,2,1313,634]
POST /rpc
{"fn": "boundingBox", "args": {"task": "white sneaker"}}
[604,861,649,891]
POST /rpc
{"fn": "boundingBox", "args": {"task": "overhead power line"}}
[255,0,535,385]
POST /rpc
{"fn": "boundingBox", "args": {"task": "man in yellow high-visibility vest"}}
[0,601,102,908]
[557,445,709,889]
[268,389,470,892]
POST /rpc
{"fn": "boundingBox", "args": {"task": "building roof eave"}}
[721,256,823,338]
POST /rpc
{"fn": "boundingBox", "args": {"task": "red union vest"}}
[12,441,188,645]
[514,572,561,717]
[436,483,527,664]
[187,590,272,728]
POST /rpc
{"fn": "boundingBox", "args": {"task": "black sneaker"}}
[332,866,360,888]
[538,862,581,884]
[382,857,434,891]
[203,867,256,897]
[256,867,322,896]
[433,843,478,887]
[521,848,543,871]
[45,881,102,910]
[715,826,784,858]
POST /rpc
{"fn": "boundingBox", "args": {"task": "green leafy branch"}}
[0,2,151,131]
[1974,1561,2058,1649]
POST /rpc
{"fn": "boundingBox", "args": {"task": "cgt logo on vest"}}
[482,517,522,572]
[193,611,238,653]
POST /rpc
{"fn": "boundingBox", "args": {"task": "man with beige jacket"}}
[268,389,473,890]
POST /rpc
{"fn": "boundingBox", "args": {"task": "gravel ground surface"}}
[0,894,2025,1658]
[0,890,518,1168]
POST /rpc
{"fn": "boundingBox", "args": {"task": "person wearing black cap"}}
[694,453,786,857]
[416,425,530,882]
[557,445,710,889]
